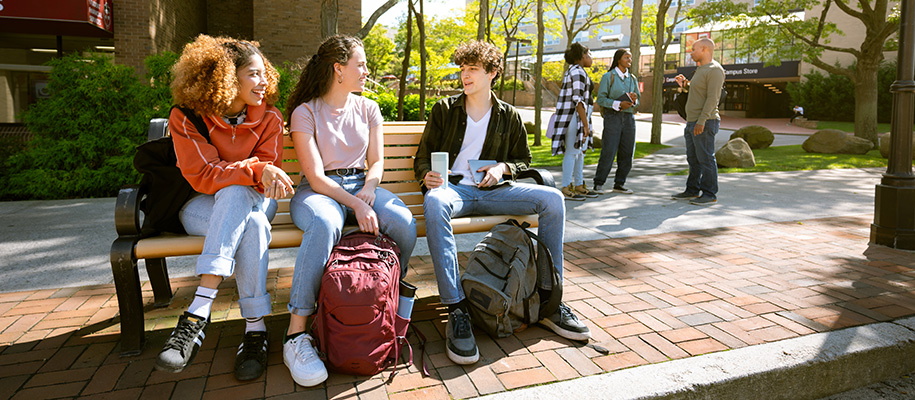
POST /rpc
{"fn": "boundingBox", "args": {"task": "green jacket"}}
[414,92,531,191]
[596,68,640,114]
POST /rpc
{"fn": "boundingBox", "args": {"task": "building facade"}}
[0,0,361,124]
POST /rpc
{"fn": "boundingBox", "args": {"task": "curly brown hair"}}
[452,41,503,86]
[171,35,280,116]
[284,35,363,123]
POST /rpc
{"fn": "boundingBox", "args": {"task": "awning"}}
[0,0,114,38]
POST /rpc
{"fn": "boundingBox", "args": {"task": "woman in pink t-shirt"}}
[279,35,417,387]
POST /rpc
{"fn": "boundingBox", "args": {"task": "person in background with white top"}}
[791,105,804,123]
[281,35,417,387]
[594,48,640,195]
[414,40,591,366]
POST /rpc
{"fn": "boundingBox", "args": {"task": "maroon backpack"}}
[312,233,412,376]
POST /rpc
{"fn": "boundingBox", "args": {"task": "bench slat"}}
[134,215,538,259]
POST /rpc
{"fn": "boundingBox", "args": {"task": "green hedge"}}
[363,91,443,122]
[786,61,895,123]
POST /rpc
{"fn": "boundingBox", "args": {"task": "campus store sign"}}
[0,0,114,37]
[674,61,800,81]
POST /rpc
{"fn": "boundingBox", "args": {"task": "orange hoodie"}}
[170,103,284,195]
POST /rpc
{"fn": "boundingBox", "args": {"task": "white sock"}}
[187,286,218,318]
[245,316,267,333]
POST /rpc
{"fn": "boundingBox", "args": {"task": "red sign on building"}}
[0,0,114,37]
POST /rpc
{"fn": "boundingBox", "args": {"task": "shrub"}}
[363,91,443,121]
[786,61,896,123]
[2,52,166,200]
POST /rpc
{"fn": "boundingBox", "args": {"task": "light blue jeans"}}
[561,123,584,187]
[180,185,277,319]
[423,182,566,305]
[287,172,417,316]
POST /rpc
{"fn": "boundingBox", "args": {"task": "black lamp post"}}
[871,0,915,250]
[506,37,532,105]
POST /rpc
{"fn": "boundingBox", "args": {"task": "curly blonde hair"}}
[171,35,280,116]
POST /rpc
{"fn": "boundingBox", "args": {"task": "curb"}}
[478,317,915,400]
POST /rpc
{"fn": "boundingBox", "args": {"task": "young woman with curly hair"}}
[279,34,416,387]
[154,35,294,383]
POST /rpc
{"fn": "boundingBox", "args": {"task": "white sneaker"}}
[283,334,328,387]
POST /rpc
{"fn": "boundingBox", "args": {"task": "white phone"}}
[431,152,449,190]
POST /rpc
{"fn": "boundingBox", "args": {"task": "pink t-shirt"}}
[289,94,383,171]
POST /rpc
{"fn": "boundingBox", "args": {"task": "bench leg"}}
[110,237,145,356]
[145,258,173,308]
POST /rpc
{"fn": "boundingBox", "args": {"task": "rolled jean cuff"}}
[287,304,315,317]
[238,294,272,319]
[195,254,235,277]
[439,292,465,306]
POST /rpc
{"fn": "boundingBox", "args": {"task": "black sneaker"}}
[540,303,591,341]
[235,331,268,381]
[446,308,479,365]
[671,191,700,200]
[156,312,208,373]
[690,195,717,206]
[613,184,633,194]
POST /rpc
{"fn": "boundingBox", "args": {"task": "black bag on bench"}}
[133,106,209,236]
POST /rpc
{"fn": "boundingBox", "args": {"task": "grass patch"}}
[529,134,670,167]
[670,144,888,175]
[817,121,894,134]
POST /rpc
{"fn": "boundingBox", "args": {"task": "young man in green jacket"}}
[414,40,591,365]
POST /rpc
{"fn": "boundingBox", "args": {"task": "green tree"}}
[690,0,901,146]
[548,0,623,49]
[648,0,688,145]
[364,25,396,78]
[491,0,537,99]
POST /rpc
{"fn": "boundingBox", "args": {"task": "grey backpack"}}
[460,219,562,338]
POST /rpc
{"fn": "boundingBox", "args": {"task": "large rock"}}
[730,125,774,149]
[716,138,756,168]
[878,133,915,159]
[803,129,873,155]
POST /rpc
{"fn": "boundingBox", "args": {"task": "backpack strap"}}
[172,105,211,143]
[506,219,562,320]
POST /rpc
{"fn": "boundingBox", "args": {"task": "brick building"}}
[0,0,361,123]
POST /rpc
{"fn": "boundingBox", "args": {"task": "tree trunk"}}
[321,0,338,39]
[629,0,643,74]
[356,0,400,40]
[413,0,427,121]
[854,55,881,146]
[397,3,413,121]
[478,0,489,41]
[650,9,667,145]
[534,0,544,147]
[499,49,509,100]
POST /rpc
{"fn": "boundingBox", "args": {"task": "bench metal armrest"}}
[115,185,143,237]
[517,168,555,188]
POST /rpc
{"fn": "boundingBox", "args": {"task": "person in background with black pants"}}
[593,48,640,194]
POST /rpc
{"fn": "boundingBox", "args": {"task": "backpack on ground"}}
[133,106,209,237]
[312,232,413,376]
[461,219,562,338]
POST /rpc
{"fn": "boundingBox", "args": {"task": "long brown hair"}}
[284,35,363,122]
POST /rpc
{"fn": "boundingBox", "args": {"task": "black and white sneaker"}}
[235,331,268,381]
[446,308,479,365]
[671,191,700,200]
[155,311,208,373]
[540,303,591,341]
[613,184,633,194]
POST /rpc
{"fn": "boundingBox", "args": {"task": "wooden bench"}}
[111,119,555,356]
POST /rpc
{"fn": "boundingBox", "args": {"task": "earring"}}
[337,74,343,84]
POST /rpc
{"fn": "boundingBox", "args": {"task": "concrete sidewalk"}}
[2,118,914,399]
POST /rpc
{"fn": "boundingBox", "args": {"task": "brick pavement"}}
[1,214,914,399]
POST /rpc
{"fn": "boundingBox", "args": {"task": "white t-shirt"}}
[289,94,382,171]
[452,109,492,186]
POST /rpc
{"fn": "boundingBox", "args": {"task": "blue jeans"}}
[423,182,566,304]
[180,185,277,319]
[561,123,584,187]
[287,172,417,316]
[594,111,635,187]
[683,119,720,198]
